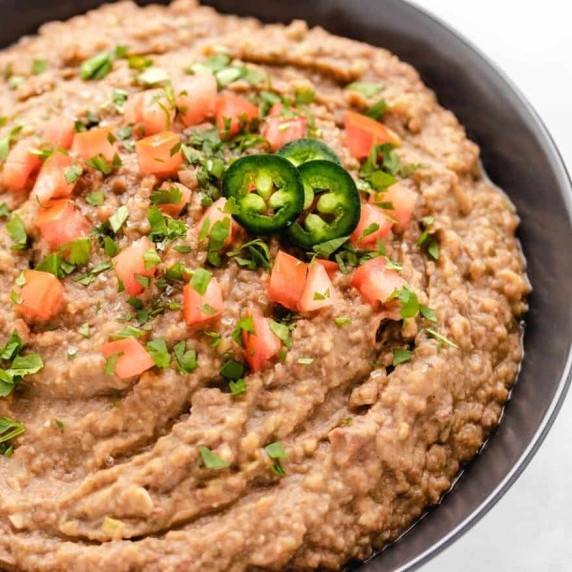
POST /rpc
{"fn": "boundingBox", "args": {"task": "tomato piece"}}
[32,151,78,204]
[215,93,259,137]
[1,139,42,192]
[101,338,155,380]
[124,89,176,137]
[344,110,400,160]
[261,113,307,151]
[298,263,335,313]
[176,74,217,127]
[15,270,64,321]
[34,199,90,249]
[315,258,339,277]
[374,182,418,232]
[72,125,118,162]
[242,308,281,373]
[351,257,406,308]
[197,197,233,248]
[155,182,191,218]
[112,237,157,297]
[135,131,183,177]
[41,116,75,150]
[351,203,393,248]
[268,250,308,311]
[183,277,223,326]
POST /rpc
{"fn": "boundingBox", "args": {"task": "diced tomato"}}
[1,139,42,192]
[135,131,183,177]
[124,89,176,137]
[351,203,393,248]
[351,257,406,308]
[197,197,233,247]
[268,250,308,311]
[182,277,224,326]
[215,93,259,137]
[155,182,191,218]
[34,199,90,249]
[261,104,307,151]
[371,182,418,233]
[176,74,217,127]
[298,263,335,313]
[72,125,118,162]
[242,308,281,373]
[112,237,157,297]
[315,259,339,277]
[14,270,64,321]
[101,338,155,380]
[32,151,78,204]
[344,110,401,160]
[41,116,75,150]
[261,115,307,152]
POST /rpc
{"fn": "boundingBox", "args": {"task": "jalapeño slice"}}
[286,160,360,249]
[222,154,304,235]
[277,138,341,168]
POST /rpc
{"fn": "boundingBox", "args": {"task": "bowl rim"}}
[393,2,572,570]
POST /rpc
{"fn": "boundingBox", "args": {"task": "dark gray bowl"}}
[3,1,572,570]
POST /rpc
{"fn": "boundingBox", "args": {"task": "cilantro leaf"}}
[199,446,229,469]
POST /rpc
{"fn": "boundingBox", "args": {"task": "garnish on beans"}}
[222,154,304,235]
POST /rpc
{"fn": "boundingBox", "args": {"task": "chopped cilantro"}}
[109,205,129,233]
[365,98,387,120]
[231,315,255,349]
[346,82,384,97]
[146,338,170,368]
[268,320,292,349]
[0,417,25,446]
[64,163,83,184]
[78,323,91,339]
[190,268,212,295]
[86,154,112,175]
[426,328,459,349]
[172,341,197,373]
[227,238,272,270]
[297,357,314,365]
[85,190,104,206]
[80,45,128,81]
[1,331,22,361]
[110,326,143,339]
[0,125,23,161]
[229,378,246,396]
[419,305,437,323]
[6,214,28,250]
[150,185,183,206]
[104,352,122,375]
[334,317,352,326]
[220,359,244,381]
[138,68,169,87]
[143,248,161,271]
[103,236,120,257]
[67,237,91,266]
[6,353,43,377]
[312,236,349,258]
[32,59,48,75]
[199,446,229,469]
[393,348,412,366]
[265,442,287,476]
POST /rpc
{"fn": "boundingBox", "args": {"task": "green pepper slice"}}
[222,154,304,235]
[287,160,360,249]
[277,138,341,168]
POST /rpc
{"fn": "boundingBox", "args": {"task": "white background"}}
[410,1,572,570]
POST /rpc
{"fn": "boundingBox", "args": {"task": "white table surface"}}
[409,1,572,570]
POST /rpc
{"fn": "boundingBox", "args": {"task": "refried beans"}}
[0,1,530,570]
